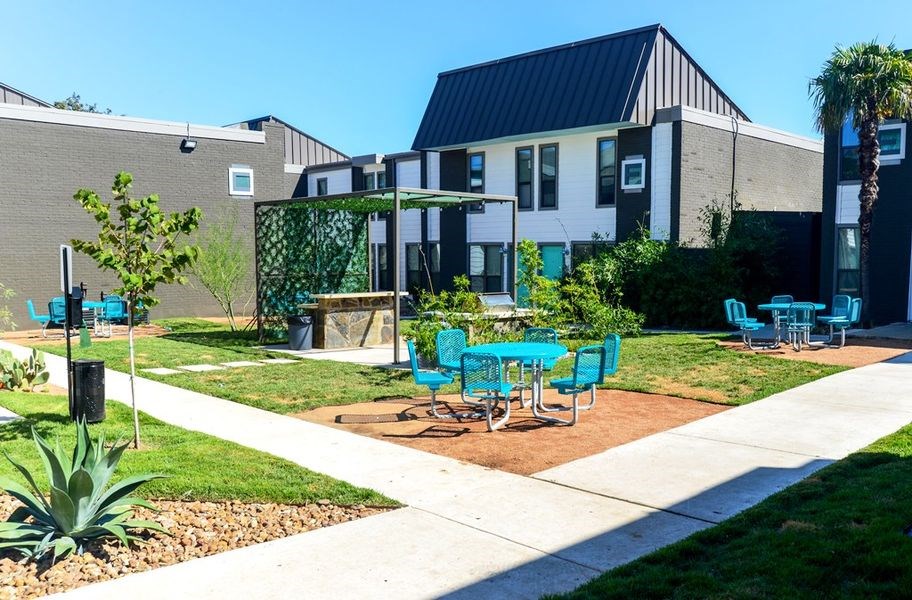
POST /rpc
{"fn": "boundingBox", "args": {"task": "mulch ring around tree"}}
[0,495,391,599]
[297,389,729,476]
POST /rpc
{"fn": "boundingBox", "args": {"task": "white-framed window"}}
[620,157,646,190]
[228,166,254,196]
[316,177,328,196]
[879,122,906,160]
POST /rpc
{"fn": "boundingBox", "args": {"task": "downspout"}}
[730,115,739,216]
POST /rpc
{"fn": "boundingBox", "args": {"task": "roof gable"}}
[0,81,51,108]
[412,25,748,150]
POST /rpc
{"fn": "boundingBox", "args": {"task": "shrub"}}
[516,240,561,325]
[0,420,167,561]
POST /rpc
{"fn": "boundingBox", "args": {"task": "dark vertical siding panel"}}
[664,37,673,108]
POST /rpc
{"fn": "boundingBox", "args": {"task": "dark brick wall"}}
[615,126,653,241]
[0,119,287,327]
[677,121,823,245]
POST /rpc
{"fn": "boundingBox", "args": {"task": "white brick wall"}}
[650,123,673,240]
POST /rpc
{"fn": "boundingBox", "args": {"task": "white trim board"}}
[0,103,265,143]
[656,105,823,153]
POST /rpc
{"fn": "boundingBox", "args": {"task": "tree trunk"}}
[127,298,141,449]
[856,112,880,328]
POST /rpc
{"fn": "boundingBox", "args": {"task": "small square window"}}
[879,124,905,159]
[621,158,646,190]
[228,167,254,196]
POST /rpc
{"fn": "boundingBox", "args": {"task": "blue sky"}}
[3,1,911,155]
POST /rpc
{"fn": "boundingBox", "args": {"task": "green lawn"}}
[28,319,844,413]
[552,423,912,599]
[0,392,395,507]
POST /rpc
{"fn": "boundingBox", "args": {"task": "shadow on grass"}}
[0,411,72,442]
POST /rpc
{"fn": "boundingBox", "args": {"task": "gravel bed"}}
[0,494,390,599]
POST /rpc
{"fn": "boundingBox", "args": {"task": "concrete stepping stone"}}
[221,361,265,368]
[143,367,182,376]
[0,405,21,425]
[178,364,226,372]
[259,358,299,365]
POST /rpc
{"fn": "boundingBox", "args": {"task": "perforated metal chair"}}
[26,300,51,336]
[603,333,622,376]
[546,345,607,425]
[461,352,513,431]
[819,297,861,348]
[407,341,478,420]
[770,294,794,329]
[731,301,767,349]
[435,328,466,376]
[96,295,127,337]
[786,302,817,351]
[724,298,756,325]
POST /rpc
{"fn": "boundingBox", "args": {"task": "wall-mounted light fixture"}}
[180,122,197,152]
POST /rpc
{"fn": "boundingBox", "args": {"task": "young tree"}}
[72,172,201,448]
[810,42,912,323]
[192,207,252,331]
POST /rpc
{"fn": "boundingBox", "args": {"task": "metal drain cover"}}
[336,413,416,424]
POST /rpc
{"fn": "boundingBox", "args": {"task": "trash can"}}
[71,359,105,423]
[287,315,313,351]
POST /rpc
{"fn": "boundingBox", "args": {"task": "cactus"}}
[0,349,49,392]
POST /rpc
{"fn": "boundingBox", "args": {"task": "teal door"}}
[517,244,564,308]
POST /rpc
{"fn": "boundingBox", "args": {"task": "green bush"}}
[0,281,14,332]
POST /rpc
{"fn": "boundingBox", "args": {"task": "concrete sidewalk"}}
[1,340,909,598]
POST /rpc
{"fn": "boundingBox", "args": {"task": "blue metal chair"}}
[461,352,513,431]
[817,295,851,325]
[731,301,768,349]
[523,328,559,369]
[770,294,794,330]
[724,298,756,325]
[407,341,478,420]
[546,345,607,425]
[435,328,466,376]
[95,294,127,336]
[603,333,622,376]
[786,302,817,351]
[819,298,861,348]
[26,300,50,336]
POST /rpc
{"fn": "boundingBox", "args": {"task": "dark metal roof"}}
[233,115,349,165]
[412,24,748,150]
[0,81,51,108]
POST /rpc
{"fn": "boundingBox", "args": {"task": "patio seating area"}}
[725,294,863,352]
[25,291,149,338]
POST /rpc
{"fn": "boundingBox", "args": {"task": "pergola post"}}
[393,188,401,364]
[512,194,519,302]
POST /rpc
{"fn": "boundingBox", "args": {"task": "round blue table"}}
[757,302,826,346]
[464,342,568,423]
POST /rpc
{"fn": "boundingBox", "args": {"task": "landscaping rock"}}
[0,494,390,599]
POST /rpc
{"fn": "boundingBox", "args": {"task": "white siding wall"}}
[650,123,673,240]
[465,129,619,255]
[306,168,351,196]
[836,184,861,224]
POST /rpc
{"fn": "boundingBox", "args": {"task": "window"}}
[516,147,533,211]
[406,243,440,293]
[316,177,328,196]
[467,153,484,212]
[539,144,558,209]
[228,166,254,196]
[377,171,387,188]
[363,172,375,190]
[571,241,612,267]
[621,158,646,190]
[836,226,860,296]
[373,244,389,291]
[469,244,503,292]
[597,139,616,206]
[840,121,907,181]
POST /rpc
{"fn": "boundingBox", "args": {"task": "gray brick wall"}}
[677,121,823,245]
[0,119,288,328]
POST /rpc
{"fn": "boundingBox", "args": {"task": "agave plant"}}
[0,420,168,560]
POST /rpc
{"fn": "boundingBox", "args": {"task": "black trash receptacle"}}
[287,315,313,351]
[72,359,105,423]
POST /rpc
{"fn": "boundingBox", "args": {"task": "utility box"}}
[71,359,105,423]
[287,315,313,351]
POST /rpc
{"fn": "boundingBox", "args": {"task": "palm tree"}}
[810,42,912,324]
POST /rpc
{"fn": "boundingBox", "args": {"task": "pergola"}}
[253,187,519,363]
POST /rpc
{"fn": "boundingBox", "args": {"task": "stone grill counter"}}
[308,292,402,349]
